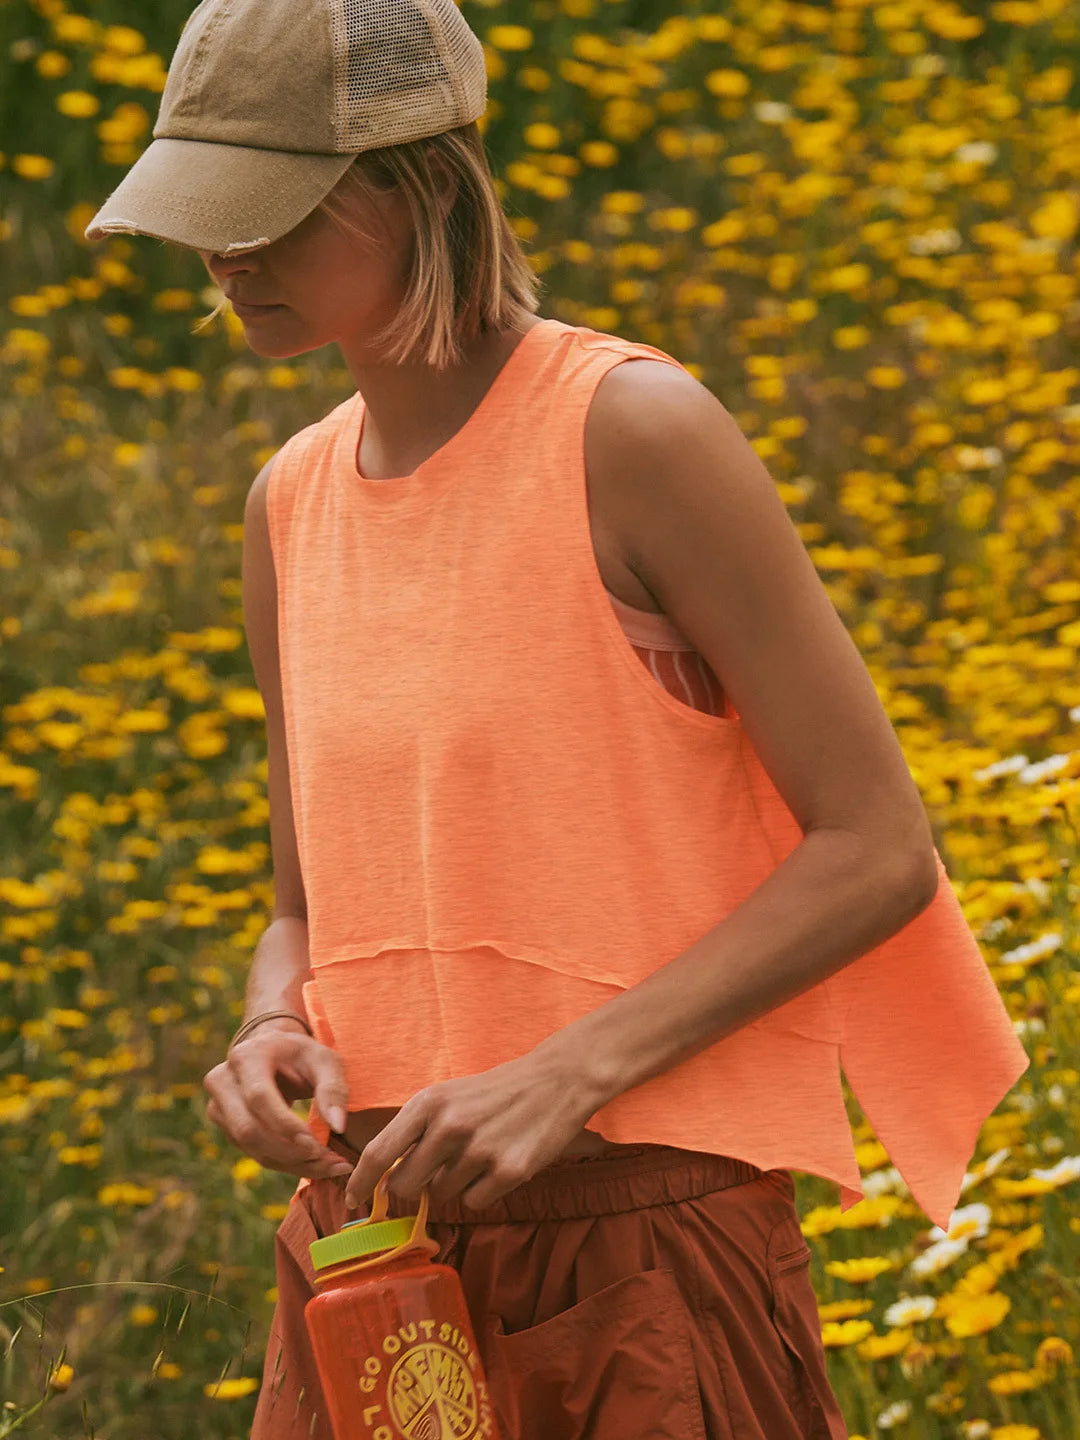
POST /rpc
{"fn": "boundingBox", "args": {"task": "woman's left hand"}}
[342,1045,606,1213]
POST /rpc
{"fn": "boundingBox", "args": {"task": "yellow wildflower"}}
[821,1319,875,1347]
[56,91,100,117]
[825,1256,895,1283]
[486,25,532,50]
[705,68,749,97]
[13,154,55,180]
[204,1376,259,1400]
[945,1291,1011,1338]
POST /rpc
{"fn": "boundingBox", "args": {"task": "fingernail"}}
[329,1164,353,1178]
[327,1106,347,1133]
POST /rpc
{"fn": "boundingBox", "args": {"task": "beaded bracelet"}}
[227,1008,313,1056]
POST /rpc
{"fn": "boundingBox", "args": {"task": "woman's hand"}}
[342,1046,604,1213]
[203,1019,355,1180]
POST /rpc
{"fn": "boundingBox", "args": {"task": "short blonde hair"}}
[199,121,543,369]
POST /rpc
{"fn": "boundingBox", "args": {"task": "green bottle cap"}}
[309,1214,419,1271]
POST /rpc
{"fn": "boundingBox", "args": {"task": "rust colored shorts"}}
[249,1142,848,1440]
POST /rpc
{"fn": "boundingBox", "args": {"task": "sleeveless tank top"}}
[265,316,1028,1230]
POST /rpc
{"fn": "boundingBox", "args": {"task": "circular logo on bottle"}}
[387,1341,479,1440]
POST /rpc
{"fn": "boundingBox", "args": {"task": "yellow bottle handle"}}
[313,1155,439,1287]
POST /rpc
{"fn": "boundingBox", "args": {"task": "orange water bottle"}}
[305,1158,503,1440]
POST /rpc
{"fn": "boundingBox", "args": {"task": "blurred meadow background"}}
[2,0,1080,1434]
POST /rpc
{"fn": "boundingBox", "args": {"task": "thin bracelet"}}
[227,1008,312,1055]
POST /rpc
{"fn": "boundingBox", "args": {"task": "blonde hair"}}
[197,121,543,369]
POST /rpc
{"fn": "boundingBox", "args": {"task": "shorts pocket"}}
[483,1267,707,1440]
[274,1189,325,1291]
[767,1220,848,1440]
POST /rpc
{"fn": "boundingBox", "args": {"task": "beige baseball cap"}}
[84,0,488,256]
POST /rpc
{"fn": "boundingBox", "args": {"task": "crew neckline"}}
[345,316,558,488]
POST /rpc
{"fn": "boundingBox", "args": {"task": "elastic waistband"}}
[384,1144,774,1225]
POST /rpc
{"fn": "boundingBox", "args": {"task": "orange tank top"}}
[265,316,1028,1230]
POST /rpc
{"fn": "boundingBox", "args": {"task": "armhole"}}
[574,347,741,736]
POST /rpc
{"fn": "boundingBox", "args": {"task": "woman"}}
[84,3,1029,1437]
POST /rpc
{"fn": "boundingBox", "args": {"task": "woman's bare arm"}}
[202,457,351,1178]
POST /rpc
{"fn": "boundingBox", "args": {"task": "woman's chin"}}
[243,333,314,360]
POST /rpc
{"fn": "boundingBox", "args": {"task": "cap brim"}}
[83,136,359,254]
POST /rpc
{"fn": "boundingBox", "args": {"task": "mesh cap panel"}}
[329,0,487,150]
